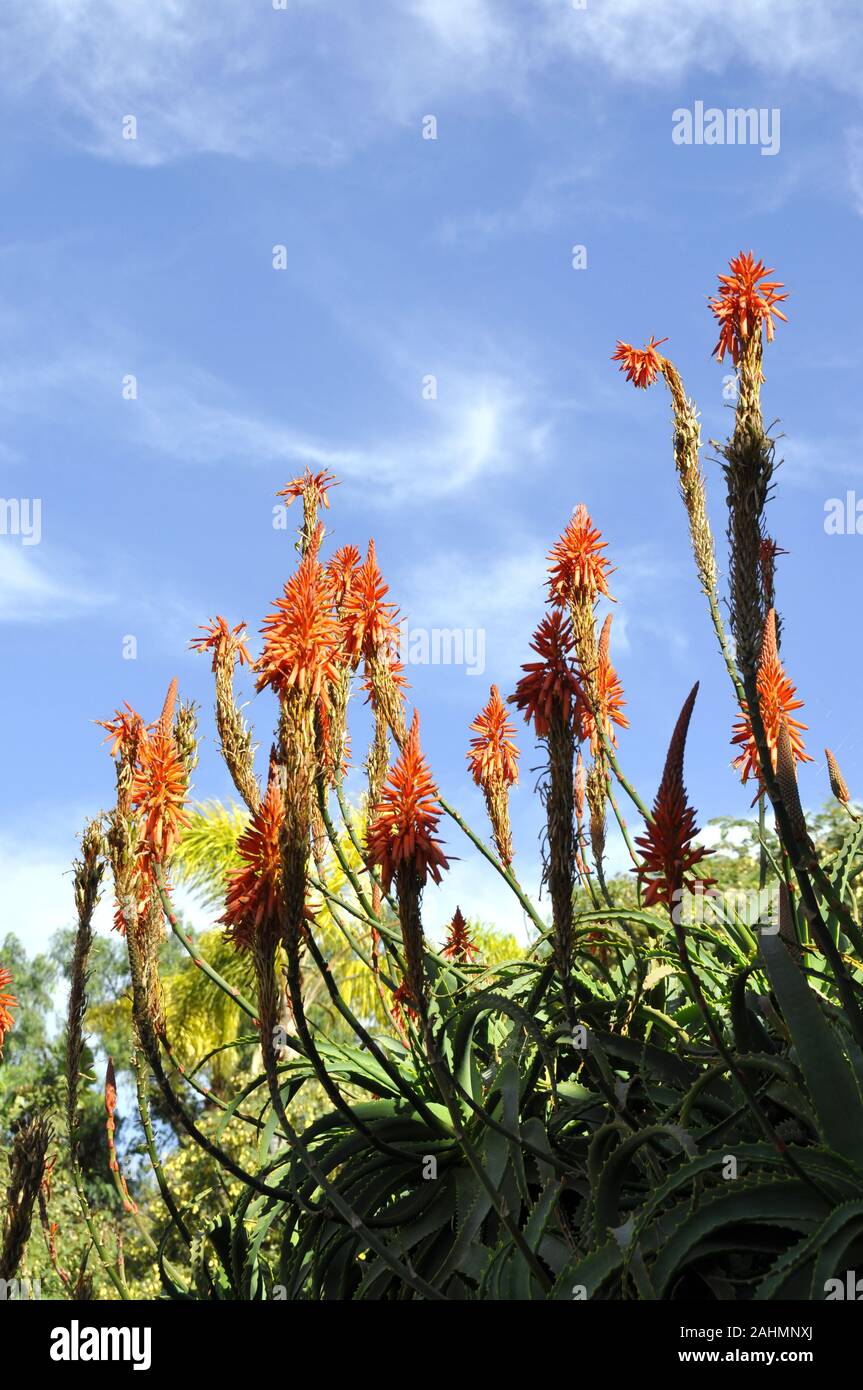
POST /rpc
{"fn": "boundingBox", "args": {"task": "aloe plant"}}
[21,254,863,1302]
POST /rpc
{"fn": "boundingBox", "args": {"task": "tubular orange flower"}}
[510,610,583,738]
[611,336,669,389]
[256,552,341,700]
[709,252,788,365]
[221,769,283,951]
[326,544,362,610]
[95,704,148,759]
[340,540,400,668]
[635,683,715,909]
[577,613,629,754]
[365,713,449,894]
[0,965,17,1053]
[441,907,478,964]
[467,685,519,788]
[190,616,252,671]
[276,467,338,510]
[547,504,614,608]
[731,609,811,791]
[129,681,190,862]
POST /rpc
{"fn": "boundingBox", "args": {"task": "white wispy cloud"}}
[0,547,109,623]
[5,1,863,168]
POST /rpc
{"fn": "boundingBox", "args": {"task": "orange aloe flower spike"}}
[0,965,17,1053]
[731,608,811,794]
[547,504,614,608]
[709,252,788,365]
[190,616,252,671]
[256,552,341,700]
[221,766,284,951]
[611,336,669,389]
[466,685,519,788]
[365,712,449,894]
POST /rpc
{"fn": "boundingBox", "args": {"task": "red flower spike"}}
[635,683,715,909]
[442,907,478,964]
[510,610,583,738]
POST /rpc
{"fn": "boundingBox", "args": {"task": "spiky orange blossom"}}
[467,685,519,865]
[611,336,669,389]
[256,552,341,701]
[340,540,400,668]
[365,713,449,895]
[547,504,614,608]
[190,616,252,672]
[510,610,583,738]
[128,681,190,864]
[276,467,338,511]
[709,252,788,365]
[635,683,715,910]
[467,685,519,788]
[442,907,478,964]
[96,705,149,760]
[577,613,629,754]
[731,609,811,792]
[221,769,284,951]
[0,965,17,1053]
[326,544,362,610]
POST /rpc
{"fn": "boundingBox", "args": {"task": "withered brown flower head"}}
[365,712,449,894]
[611,336,669,389]
[547,504,614,608]
[709,252,788,365]
[510,609,583,738]
[635,683,715,909]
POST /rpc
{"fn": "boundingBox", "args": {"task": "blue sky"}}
[2,0,863,949]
